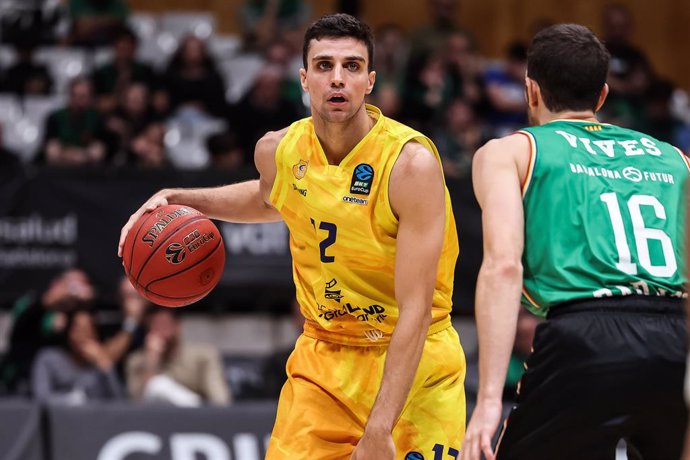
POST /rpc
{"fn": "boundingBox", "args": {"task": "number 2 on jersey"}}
[311,219,337,263]
[600,192,677,277]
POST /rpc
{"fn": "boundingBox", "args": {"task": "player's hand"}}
[118,190,170,257]
[351,426,395,460]
[459,397,503,460]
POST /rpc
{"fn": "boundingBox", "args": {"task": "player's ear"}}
[366,70,376,95]
[595,83,609,113]
[299,68,308,92]
[525,77,539,109]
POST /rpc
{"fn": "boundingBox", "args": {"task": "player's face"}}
[300,37,375,123]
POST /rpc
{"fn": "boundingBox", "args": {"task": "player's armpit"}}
[254,128,287,212]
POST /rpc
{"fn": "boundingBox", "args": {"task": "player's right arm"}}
[460,133,530,460]
[117,129,286,257]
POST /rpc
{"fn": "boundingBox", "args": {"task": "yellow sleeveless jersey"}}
[270,104,459,345]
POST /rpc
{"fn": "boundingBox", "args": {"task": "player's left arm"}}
[352,141,446,460]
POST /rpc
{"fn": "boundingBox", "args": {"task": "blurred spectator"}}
[101,277,150,379]
[128,122,167,168]
[31,307,125,404]
[400,51,457,133]
[68,0,130,47]
[0,1,63,46]
[503,309,540,401]
[228,64,302,155]
[602,3,649,100]
[599,55,655,130]
[241,0,310,52]
[645,79,690,153]
[483,41,528,137]
[0,269,95,396]
[206,131,246,170]
[373,24,409,89]
[104,82,167,167]
[1,40,53,96]
[163,35,228,119]
[368,24,408,118]
[264,39,304,108]
[92,27,157,114]
[409,0,467,60]
[126,308,231,407]
[432,98,485,179]
[445,30,485,112]
[39,77,109,166]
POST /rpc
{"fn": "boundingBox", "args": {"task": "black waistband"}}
[547,295,685,319]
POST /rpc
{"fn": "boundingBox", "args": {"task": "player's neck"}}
[540,109,599,125]
[313,106,374,165]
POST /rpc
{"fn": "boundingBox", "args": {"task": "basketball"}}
[122,204,225,307]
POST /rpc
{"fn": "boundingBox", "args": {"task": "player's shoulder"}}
[256,127,290,156]
[475,132,531,164]
[394,140,442,180]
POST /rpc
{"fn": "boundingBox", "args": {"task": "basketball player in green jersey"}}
[461,24,689,460]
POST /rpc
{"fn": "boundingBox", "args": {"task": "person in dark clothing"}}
[92,27,157,114]
[0,269,95,396]
[39,77,109,166]
[2,43,53,96]
[163,35,227,118]
[32,308,125,404]
[228,64,303,155]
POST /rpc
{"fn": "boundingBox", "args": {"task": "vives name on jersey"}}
[556,130,662,157]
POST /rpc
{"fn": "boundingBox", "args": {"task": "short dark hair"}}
[302,13,375,72]
[527,24,610,112]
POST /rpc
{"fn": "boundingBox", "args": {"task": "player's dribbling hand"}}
[117,190,170,257]
[459,397,503,460]
[351,427,395,460]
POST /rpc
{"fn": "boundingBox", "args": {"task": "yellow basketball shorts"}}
[266,325,466,460]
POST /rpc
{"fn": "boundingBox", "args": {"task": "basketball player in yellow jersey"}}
[118,14,465,459]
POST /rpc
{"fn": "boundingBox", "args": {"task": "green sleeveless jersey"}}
[520,120,689,316]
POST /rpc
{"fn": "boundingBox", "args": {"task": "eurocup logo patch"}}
[293,160,308,180]
[405,452,424,460]
[350,163,374,195]
[165,243,186,264]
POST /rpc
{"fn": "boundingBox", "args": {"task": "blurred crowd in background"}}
[0,0,687,407]
[0,0,689,178]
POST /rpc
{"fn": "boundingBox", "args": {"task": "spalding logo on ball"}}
[122,205,225,307]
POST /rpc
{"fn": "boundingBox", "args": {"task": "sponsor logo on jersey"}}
[318,302,388,323]
[324,278,343,303]
[165,242,186,264]
[292,160,308,179]
[292,183,307,196]
[350,163,374,195]
[568,163,675,184]
[405,452,425,460]
[343,196,368,205]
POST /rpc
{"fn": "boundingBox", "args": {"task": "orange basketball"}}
[122,205,225,307]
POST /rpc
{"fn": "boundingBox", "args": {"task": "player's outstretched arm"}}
[352,141,445,460]
[459,134,529,460]
[117,130,286,257]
